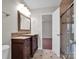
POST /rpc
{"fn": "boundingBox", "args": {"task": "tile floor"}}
[31,49,61,59]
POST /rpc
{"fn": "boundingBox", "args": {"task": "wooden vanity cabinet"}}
[11,34,38,59]
[11,37,31,59]
[30,35,38,57]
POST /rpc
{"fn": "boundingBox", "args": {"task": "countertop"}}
[12,36,30,39]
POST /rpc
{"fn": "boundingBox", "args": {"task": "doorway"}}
[42,15,52,49]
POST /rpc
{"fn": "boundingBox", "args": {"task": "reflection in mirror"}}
[18,11,31,33]
[20,14,30,30]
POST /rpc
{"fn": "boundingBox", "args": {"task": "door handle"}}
[57,33,63,36]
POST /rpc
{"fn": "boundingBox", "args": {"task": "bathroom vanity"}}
[11,34,38,59]
[12,8,38,59]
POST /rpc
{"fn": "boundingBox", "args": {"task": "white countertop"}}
[22,34,37,36]
[12,36,30,39]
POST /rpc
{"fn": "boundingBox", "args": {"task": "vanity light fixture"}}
[17,4,24,11]
[17,3,31,17]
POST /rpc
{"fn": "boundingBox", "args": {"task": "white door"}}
[52,8,60,57]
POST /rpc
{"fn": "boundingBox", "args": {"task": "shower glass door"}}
[60,4,75,59]
[66,4,75,59]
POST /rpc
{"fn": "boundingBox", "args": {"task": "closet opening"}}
[42,15,52,50]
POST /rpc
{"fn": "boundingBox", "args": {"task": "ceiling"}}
[24,0,61,10]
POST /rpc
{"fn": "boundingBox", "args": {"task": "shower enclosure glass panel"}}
[66,4,75,59]
[60,4,75,59]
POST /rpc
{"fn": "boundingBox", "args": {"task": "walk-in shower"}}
[60,3,75,59]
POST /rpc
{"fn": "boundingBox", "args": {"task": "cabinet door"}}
[32,36,36,53]
[24,39,31,59]
[12,44,23,59]
[35,35,38,49]
[31,35,38,57]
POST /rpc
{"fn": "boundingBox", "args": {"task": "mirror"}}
[17,11,31,33]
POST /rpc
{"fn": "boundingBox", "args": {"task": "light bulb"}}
[17,3,31,17]
[17,4,24,10]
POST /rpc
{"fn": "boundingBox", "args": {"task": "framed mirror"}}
[17,11,31,33]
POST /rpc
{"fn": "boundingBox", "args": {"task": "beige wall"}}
[2,0,24,59]
[3,0,17,45]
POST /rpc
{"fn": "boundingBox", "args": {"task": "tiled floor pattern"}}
[32,49,61,59]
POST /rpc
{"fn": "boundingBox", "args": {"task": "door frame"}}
[41,13,53,50]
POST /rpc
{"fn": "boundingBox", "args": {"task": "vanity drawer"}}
[12,39,25,44]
